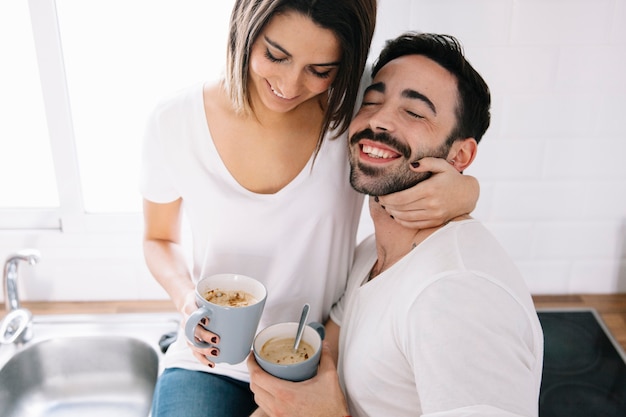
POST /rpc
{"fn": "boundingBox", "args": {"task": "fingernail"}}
[390,215,394,219]
[374,196,379,203]
[211,349,218,356]
[411,162,420,168]
[211,336,218,344]
[208,362,215,368]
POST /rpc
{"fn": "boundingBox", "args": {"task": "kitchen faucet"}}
[1,249,40,344]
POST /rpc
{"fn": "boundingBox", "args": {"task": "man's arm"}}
[324,318,341,365]
[247,319,348,417]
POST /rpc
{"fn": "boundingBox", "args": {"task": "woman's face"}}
[248,11,342,114]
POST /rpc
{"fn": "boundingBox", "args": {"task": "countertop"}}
[3,294,626,351]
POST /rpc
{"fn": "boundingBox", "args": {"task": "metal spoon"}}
[293,303,310,352]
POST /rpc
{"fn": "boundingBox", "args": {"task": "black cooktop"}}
[538,309,626,416]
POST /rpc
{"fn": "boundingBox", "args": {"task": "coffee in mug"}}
[260,337,315,365]
[204,289,257,307]
[253,322,325,381]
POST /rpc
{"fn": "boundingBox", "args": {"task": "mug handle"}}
[308,322,325,340]
[184,307,215,348]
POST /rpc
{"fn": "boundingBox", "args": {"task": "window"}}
[1,0,235,229]
[0,0,58,214]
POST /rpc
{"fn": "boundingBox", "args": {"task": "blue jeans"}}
[151,368,257,417]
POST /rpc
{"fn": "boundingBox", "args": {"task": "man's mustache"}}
[349,128,411,159]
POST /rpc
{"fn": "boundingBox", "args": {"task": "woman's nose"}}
[275,67,302,99]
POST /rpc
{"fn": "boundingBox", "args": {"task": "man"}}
[247,32,544,417]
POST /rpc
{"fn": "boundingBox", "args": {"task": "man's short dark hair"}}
[372,32,491,145]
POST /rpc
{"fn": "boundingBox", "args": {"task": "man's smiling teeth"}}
[362,144,395,159]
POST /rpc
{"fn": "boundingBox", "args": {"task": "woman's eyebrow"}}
[264,35,340,67]
[264,35,291,57]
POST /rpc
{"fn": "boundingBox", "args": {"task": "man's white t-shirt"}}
[331,219,543,417]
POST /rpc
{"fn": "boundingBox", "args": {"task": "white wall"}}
[371,0,626,293]
[1,0,625,302]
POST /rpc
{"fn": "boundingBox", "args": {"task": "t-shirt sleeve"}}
[139,103,180,203]
[406,274,541,417]
[330,234,376,327]
[329,293,346,326]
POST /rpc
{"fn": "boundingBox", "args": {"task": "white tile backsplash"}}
[466,46,559,94]
[511,0,615,45]
[569,260,626,293]
[491,183,586,221]
[543,139,626,180]
[597,95,626,135]
[556,46,626,93]
[517,261,573,294]
[409,0,514,45]
[532,221,623,259]
[380,2,624,295]
[501,95,597,138]
[612,0,626,43]
[583,183,626,219]
[466,138,546,181]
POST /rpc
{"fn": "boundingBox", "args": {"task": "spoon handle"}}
[293,303,310,352]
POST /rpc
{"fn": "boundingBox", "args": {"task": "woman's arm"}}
[143,198,193,311]
[377,157,479,229]
[143,198,219,366]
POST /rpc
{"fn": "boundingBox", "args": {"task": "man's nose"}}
[368,106,396,132]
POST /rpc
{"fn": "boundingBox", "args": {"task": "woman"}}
[141,1,478,416]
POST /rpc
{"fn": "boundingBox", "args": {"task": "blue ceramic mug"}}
[184,274,267,364]
[253,321,325,382]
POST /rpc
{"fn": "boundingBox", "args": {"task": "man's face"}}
[348,54,460,196]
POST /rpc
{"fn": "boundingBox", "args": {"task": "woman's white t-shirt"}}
[140,83,363,382]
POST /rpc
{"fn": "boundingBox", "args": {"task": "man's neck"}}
[368,197,469,280]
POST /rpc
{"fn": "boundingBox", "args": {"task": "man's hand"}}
[377,157,479,229]
[247,343,349,417]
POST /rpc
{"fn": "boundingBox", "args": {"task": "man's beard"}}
[349,128,451,196]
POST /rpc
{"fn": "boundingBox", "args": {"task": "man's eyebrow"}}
[403,89,436,114]
[364,82,385,95]
[364,83,437,114]
[264,35,340,67]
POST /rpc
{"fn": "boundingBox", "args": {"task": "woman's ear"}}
[447,138,478,172]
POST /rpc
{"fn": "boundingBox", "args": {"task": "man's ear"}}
[447,138,477,172]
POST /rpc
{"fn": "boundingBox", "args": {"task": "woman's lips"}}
[267,80,296,100]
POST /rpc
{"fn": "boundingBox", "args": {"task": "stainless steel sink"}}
[0,313,180,417]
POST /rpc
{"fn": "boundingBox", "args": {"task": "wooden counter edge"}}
[1,294,625,350]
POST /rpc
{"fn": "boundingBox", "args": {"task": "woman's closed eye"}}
[309,67,332,79]
[265,50,333,79]
[265,49,286,63]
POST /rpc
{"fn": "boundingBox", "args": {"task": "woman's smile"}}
[248,11,341,114]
